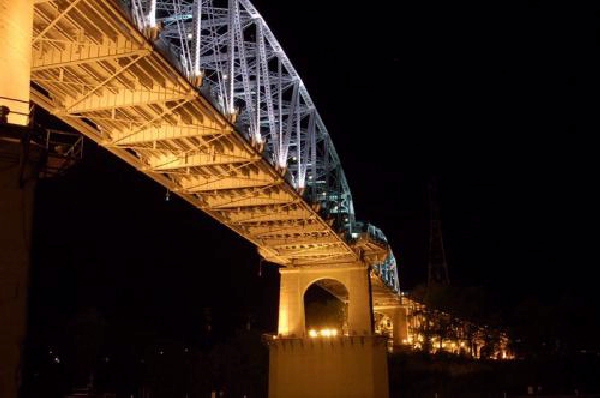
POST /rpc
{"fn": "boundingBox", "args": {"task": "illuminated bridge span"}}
[0,0,405,396]
[28,0,400,297]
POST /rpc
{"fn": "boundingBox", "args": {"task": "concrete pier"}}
[0,132,40,398]
[269,263,390,398]
[267,335,389,398]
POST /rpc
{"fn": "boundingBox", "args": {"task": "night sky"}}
[28,1,599,350]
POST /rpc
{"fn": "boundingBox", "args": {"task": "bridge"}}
[0,0,404,397]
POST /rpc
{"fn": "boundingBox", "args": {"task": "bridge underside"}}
[28,0,405,322]
[30,0,403,329]
[29,0,360,267]
[1,1,403,396]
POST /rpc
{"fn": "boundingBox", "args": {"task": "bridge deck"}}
[31,0,359,266]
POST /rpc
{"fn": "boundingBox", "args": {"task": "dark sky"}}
[246,0,597,302]
[29,1,598,347]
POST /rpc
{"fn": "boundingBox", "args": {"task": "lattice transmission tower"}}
[427,176,450,286]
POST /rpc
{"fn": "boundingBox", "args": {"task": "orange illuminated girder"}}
[29,0,357,267]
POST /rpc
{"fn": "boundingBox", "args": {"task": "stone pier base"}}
[266,335,389,398]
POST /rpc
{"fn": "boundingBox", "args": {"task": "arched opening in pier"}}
[303,279,348,336]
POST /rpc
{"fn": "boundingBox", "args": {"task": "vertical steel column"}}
[283,80,298,169]
[309,110,317,202]
[297,96,306,191]
[324,138,330,210]
[255,19,261,142]
[192,0,202,76]
[277,58,282,148]
[227,0,235,113]
[147,0,156,27]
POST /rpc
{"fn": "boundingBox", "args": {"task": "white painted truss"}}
[129,0,356,230]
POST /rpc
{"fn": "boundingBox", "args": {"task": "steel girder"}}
[30,0,397,291]
[129,0,356,232]
[30,0,358,266]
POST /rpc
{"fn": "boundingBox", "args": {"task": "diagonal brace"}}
[33,0,86,43]
[65,55,147,113]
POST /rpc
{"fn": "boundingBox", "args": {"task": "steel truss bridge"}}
[29,0,401,307]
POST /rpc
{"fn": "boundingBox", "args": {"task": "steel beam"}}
[261,234,340,247]
[143,150,259,171]
[181,174,273,191]
[245,222,330,237]
[227,206,314,223]
[32,44,149,71]
[206,189,295,208]
[110,123,229,145]
[67,88,195,113]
